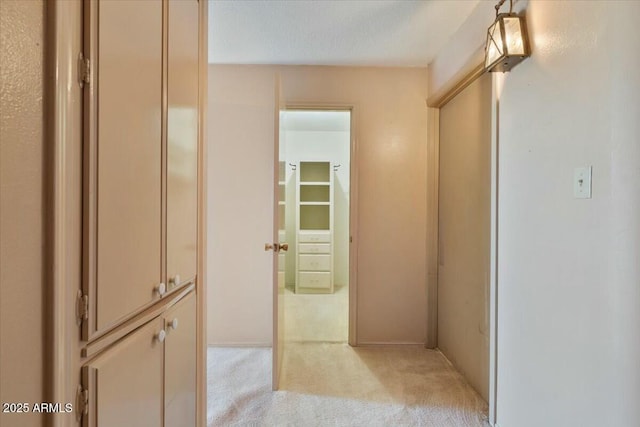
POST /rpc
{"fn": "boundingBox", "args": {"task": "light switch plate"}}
[574,166,592,199]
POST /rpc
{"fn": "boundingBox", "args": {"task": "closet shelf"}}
[300,201,330,206]
[299,181,330,186]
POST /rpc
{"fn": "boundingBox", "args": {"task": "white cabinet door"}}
[167,0,199,292]
[84,0,163,338]
[82,318,165,427]
[164,292,197,427]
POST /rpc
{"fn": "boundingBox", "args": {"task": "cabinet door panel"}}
[164,292,197,427]
[83,318,164,427]
[94,0,163,332]
[167,0,199,290]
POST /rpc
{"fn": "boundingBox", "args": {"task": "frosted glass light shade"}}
[485,13,530,72]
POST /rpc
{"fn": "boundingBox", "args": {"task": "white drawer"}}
[298,272,331,289]
[298,231,330,243]
[298,254,331,271]
[298,243,330,254]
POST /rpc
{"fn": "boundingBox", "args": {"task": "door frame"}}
[46,2,84,425]
[281,103,359,347]
[426,63,499,426]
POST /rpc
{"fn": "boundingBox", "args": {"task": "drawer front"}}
[299,254,331,271]
[298,232,330,243]
[298,272,331,289]
[299,243,330,254]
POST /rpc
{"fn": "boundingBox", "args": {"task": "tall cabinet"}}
[77,0,203,425]
[295,161,334,293]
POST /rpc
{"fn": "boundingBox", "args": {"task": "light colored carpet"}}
[284,284,348,343]
[207,344,489,427]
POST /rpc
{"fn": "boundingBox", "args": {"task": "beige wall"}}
[431,1,640,425]
[208,65,429,345]
[437,73,492,402]
[0,1,45,426]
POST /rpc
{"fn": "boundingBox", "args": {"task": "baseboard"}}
[355,342,426,347]
[435,347,454,364]
[207,342,271,348]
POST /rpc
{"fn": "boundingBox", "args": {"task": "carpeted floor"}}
[207,344,489,427]
[284,284,349,343]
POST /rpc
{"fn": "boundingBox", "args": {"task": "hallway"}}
[207,345,488,426]
[208,276,487,425]
[209,287,487,426]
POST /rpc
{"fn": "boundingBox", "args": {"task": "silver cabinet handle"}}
[156,282,166,296]
[169,318,179,330]
[155,329,166,343]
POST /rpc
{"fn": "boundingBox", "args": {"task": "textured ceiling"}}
[209,0,481,67]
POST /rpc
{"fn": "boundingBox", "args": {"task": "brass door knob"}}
[266,243,288,252]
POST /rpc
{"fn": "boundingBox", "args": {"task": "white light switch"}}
[574,166,592,199]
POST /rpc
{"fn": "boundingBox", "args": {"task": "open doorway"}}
[281,109,352,344]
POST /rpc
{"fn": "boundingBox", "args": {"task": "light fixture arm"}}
[494,0,513,17]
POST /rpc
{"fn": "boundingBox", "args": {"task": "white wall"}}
[208,65,429,345]
[497,2,640,425]
[283,115,351,287]
[0,1,45,425]
[430,1,640,426]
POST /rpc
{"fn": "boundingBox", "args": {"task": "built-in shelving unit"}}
[296,161,334,293]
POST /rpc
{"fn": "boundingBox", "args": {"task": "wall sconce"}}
[485,0,530,72]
